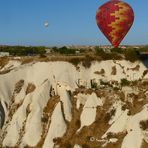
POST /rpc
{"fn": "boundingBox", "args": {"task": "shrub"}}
[82,60,91,68]
[121,104,128,111]
[139,120,148,130]
[113,87,120,91]
[52,46,58,52]
[69,57,82,66]
[91,82,98,89]
[94,69,105,75]
[106,132,115,139]
[82,55,95,68]
[95,47,104,54]
[111,66,117,75]
[101,52,122,60]
[65,143,72,148]
[41,116,48,123]
[95,47,122,60]
[0,46,46,56]
[121,78,130,86]
[143,70,148,77]
[53,46,75,54]
[39,54,47,58]
[124,49,139,62]
[131,80,138,86]
[53,137,61,144]
[108,52,122,60]
[111,47,123,53]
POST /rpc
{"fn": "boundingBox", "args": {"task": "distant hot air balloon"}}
[96,0,134,48]
[44,21,49,28]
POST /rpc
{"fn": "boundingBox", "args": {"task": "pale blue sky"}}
[0,0,147,46]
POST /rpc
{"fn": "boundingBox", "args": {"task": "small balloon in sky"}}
[44,21,49,28]
[96,0,134,48]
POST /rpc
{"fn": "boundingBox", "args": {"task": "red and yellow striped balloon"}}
[96,0,134,47]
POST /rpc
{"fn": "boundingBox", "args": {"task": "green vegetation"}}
[68,57,82,66]
[95,46,143,62]
[120,78,130,86]
[124,48,139,62]
[111,47,124,53]
[91,81,98,89]
[82,54,95,68]
[95,47,122,60]
[1,45,147,63]
[113,87,120,91]
[0,46,46,56]
[95,47,104,54]
[68,54,95,68]
[52,46,75,54]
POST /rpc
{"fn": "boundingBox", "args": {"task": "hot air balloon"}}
[96,0,134,48]
[44,21,49,28]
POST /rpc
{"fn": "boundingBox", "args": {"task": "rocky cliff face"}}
[0,59,148,148]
